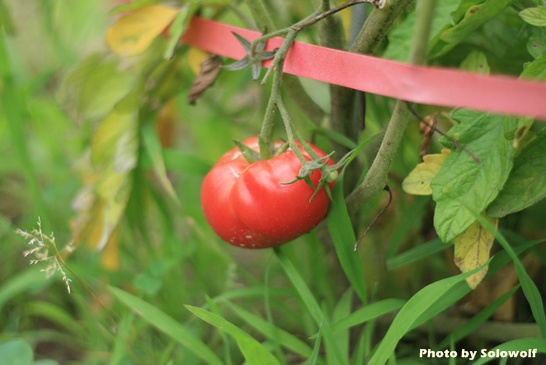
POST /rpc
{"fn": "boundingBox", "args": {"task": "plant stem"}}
[243,0,326,136]
[292,0,385,31]
[347,0,437,213]
[277,95,311,165]
[330,0,414,189]
[408,0,437,65]
[259,59,284,160]
[350,0,415,55]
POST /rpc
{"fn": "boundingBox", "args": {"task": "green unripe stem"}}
[259,58,284,160]
[276,95,309,165]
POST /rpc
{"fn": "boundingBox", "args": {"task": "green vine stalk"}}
[347,0,437,213]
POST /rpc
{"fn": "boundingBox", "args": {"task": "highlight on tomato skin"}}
[201,136,335,249]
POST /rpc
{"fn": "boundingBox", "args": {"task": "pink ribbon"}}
[182,17,546,120]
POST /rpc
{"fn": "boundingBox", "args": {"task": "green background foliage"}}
[1,0,545,364]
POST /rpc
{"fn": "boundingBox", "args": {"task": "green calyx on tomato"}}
[201,136,335,249]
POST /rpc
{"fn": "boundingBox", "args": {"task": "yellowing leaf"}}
[70,109,139,270]
[106,5,179,56]
[101,227,120,271]
[188,47,211,75]
[453,217,498,289]
[402,149,451,195]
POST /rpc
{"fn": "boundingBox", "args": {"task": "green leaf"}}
[477,217,546,338]
[429,0,513,58]
[185,305,281,365]
[163,6,192,60]
[0,269,48,312]
[141,123,180,205]
[331,299,406,332]
[331,289,352,365]
[430,111,515,242]
[367,265,487,365]
[387,238,447,270]
[224,301,313,358]
[24,301,82,335]
[459,50,490,74]
[383,0,461,61]
[488,129,546,217]
[308,325,322,365]
[109,286,224,365]
[520,6,546,27]
[80,60,134,119]
[274,247,345,365]
[527,27,546,59]
[327,173,368,304]
[323,134,377,306]
[91,110,138,171]
[84,108,139,251]
[0,338,33,365]
[521,52,546,80]
[437,285,519,348]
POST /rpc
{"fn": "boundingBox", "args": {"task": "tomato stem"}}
[256,0,386,161]
[259,56,285,160]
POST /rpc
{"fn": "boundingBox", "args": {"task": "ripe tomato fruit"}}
[201,136,335,249]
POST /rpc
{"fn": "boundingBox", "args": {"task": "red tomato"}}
[201,136,335,249]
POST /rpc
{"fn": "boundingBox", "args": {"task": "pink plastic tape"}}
[181,17,546,120]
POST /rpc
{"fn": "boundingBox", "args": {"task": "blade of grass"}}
[0,269,49,312]
[367,265,487,365]
[141,122,181,205]
[327,173,368,304]
[352,324,374,365]
[0,35,51,228]
[410,237,544,331]
[224,300,313,358]
[387,238,446,270]
[307,325,322,365]
[206,295,233,365]
[331,298,406,332]
[185,305,281,365]
[264,257,287,365]
[476,216,546,338]
[332,289,353,365]
[24,301,82,335]
[108,286,223,365]
[436,285,520,349]
[327,133,382,304]
[274,246,346,365]
[109,311,136,365]
[212,286,294,304]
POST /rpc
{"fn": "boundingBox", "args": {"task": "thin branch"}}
[354,185,392,251]
[291,0,386,31]
[405,102,480,163]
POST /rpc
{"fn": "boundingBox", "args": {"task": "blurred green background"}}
[1,0,545,364]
